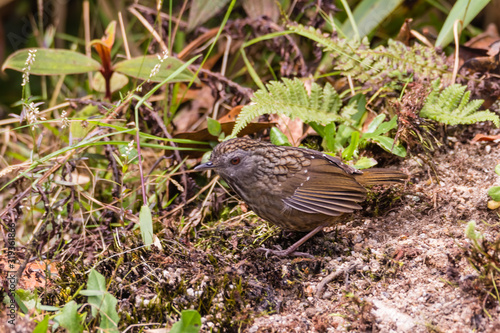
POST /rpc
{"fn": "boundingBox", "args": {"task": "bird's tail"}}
[354,168,408,187]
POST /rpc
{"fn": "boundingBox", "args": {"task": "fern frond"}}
[229,78,344,138]
[288,24,450,84]
[420,81,500,127]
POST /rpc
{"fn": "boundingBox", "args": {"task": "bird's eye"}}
[230,157,241,165]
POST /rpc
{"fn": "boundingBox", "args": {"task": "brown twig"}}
[316,262,359,298]
[190,66,254,103]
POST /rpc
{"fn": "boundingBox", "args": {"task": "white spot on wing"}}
[306,176,310,181]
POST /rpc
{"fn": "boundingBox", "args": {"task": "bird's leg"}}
[256,223,329,258]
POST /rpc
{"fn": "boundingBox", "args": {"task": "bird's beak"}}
[194,161,215,171]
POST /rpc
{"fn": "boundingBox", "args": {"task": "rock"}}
[371,299,418,332]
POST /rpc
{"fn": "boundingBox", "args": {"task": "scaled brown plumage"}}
[195,137,408,256]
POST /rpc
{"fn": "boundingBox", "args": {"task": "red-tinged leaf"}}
[471,134,500,142]
[218,105,244,123]
[91,41,111,70]
[102,21,116,49]
[90,21,116,74]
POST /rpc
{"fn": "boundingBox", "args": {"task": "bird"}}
[195,137,408,257]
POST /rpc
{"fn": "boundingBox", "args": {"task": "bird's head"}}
[194,138,259,179]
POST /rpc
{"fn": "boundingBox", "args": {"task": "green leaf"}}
[170,310,202,333]
[342,131,360,161]
[420,81,499,127]
[290,24,449,85]
[86,269,107,318]
[309,122,325,137]
[270,127,291,146]
[187,0,231,31]
[70,105,100,139]
[201,151,212,164]
[362,116,401,157]
[363,115,398,139]
[15,289,37,312]
[371,136,407,157]
[80,290,106,297]
[323,123,336,152]
[372,115,398,136]
[33,315,50,333]
[207,118,222,137]
[365,114,386,134]
[93,72,129,93]
[341,0,404,39]
[114,56,197,83]
[488,186,500,201]
[465,221,477,239]
[118,142,138,164]
[97,294,119,332]
[495,164,500,176]
[54,301,84,333]
[464,220,484,247]
[229,78,344,138]
[346,94,367,126]
[86,269,119,333]
[38,305,61,311]
[335,124,354,150]
[139,205,154,249]
[435,0,490,48]
[464,221,487,254]
[353,156,378,169]
[2,49,100,75]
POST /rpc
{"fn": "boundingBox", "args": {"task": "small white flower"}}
[159,50,169,62]
[25,102,46,130]
[21,72,30,86]
[60,110,70,129]
[147,50,169,82]
[148,63,161,82]
[122,140,135,158]
[21,49,37,87]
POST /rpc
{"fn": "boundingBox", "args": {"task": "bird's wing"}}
[281,153,366,216]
